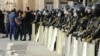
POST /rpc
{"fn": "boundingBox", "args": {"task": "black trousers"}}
[21,23,32,40]
[16,24,23,40]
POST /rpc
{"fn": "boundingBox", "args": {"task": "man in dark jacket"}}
[0,10,5,34]
[22,7,32,41]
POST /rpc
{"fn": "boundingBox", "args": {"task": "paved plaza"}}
[0,34,61,56]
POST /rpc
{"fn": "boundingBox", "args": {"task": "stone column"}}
[38,0,45,10]
[23,0,28,11]
[35,0,39,10]
[35,0,45,10]
[53,0,60,9]
[16,0,23,10]
[27,0,35,10]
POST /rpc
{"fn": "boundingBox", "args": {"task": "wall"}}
[16,0,23,10]
[27,0,35,10]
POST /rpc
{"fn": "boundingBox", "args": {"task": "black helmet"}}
[43,9,49,16]
[72,2,81,8]
[73,3,85,17]
[64,4,70,11]
[85,3,93,11]
[51,9,55,14]
[85,3,93,14]
[64,4,71,15]
[57,9,64,17]
[92,2,100,17]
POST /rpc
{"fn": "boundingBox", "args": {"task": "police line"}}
[32,23,100,56]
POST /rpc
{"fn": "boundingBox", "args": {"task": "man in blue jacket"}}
[9,9,17,40]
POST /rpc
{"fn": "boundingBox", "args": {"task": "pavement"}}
[0,34,61,56]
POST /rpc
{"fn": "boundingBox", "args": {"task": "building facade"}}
[1,0,99,11]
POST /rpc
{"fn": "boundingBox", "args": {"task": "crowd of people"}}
[0,1,99,56]
[32,2,99,56]
[0,2,99,42]
[0,7,34,41]
[33,2,100,43]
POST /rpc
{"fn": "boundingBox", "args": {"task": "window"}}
[60,2,67,9]
[46,2,53,11]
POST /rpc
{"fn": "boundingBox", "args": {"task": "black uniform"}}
[68,3,85,35]
[91,3,100,56]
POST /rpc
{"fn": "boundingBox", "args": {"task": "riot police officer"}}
[56,9,65,29]
[66,3,85,37]
[63,4,72,31]
[85,2,100,56]
[77,3,94,39]
[42,9,50,26]
[86,2,100,42]
[48,9,58,27]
